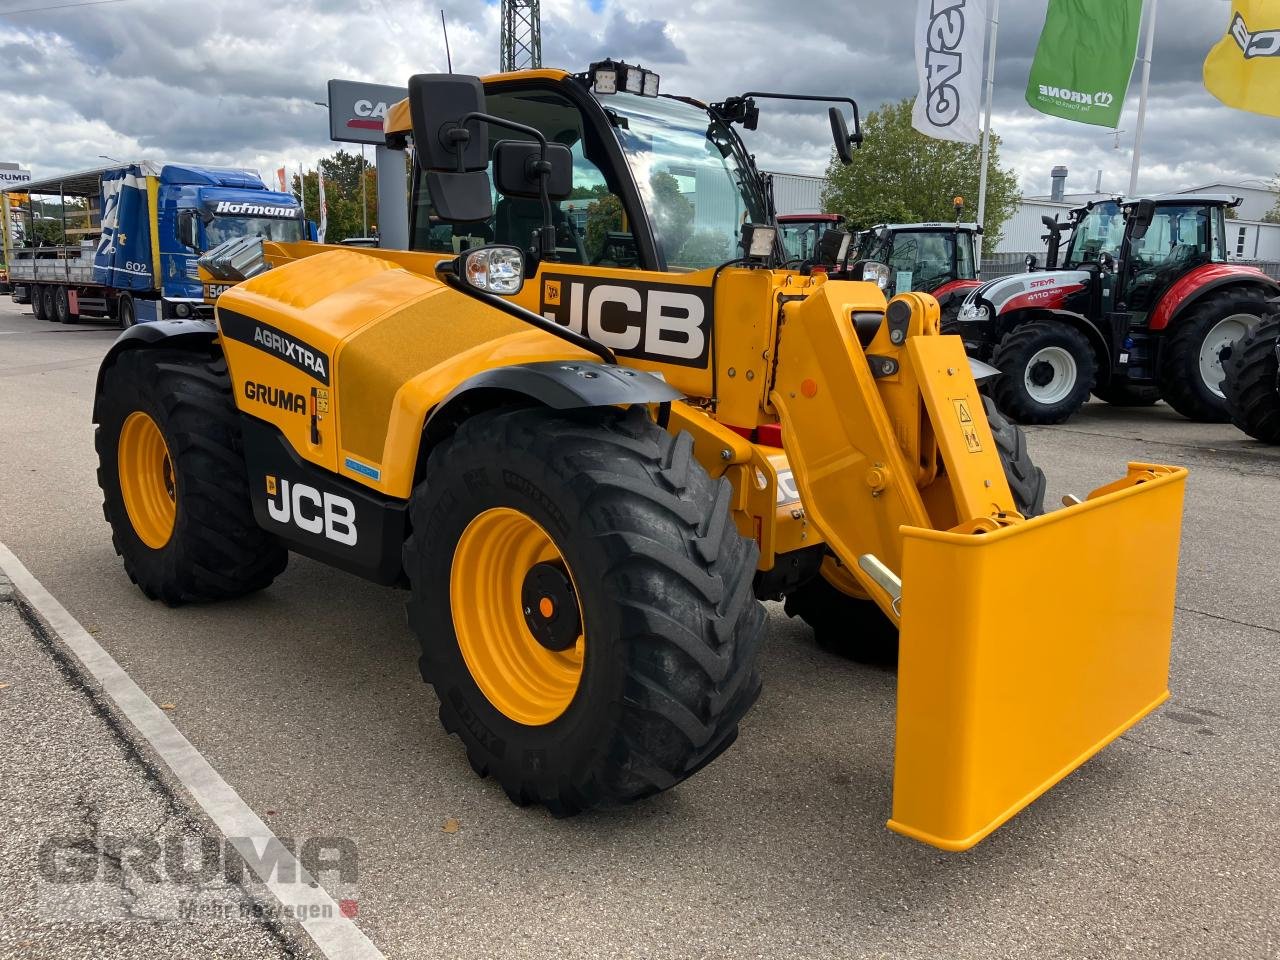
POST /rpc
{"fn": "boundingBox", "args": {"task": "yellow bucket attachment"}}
[888,463,1187,851]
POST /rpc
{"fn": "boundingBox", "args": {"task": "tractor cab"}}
[778,213,847,271]
[852,222,982,313]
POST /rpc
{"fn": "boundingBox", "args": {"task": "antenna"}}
[441,9,453,73]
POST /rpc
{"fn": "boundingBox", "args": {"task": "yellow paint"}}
[889,463,1187,850]
[146,176,162,292]
[450,506,584,725]
[117,411,176,549]
[1203,1,1280,119]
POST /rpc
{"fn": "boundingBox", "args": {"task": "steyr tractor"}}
[93,62,1188,852]
[953,195,1280,424]
[851,218,982,320]
[1224,311,1280,444]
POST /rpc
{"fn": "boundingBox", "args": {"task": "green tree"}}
[820,98,1021,250]
[292,149,378,242]
[584,193,623,259]
[1264,174,1280,224]
[648,171,694,263]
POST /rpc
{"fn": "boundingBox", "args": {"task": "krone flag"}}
[1026,0,1143,128]
[912,0,990,144]
[1204,0,1280,118]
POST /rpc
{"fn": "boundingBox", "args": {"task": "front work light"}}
[588,60,660,97]
[592,61,619,94]
[623,67,643,94]
[642,70,660,97]
[461,245,525,295]
[741,223,777,261]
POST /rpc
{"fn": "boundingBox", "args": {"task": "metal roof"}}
[2,162,159,197]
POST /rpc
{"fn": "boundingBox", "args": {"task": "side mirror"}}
[829,107,858,165]
[451,244,526,296]
[1099,251,1116,275]
[1025,253,1038,271]
[408,73,493,223]
[1129,199,1156,241]
[818,228,851,267]
[1041,215,1060,233]
[177,210,199,250]
[493,141,573,200]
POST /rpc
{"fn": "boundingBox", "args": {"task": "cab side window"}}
[411,87,640,268]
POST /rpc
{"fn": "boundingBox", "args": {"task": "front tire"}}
[1223,313,1280,444]
[1158,288,1270,423]
[990,320,1096,424]
[95,348,287,604]
[404,406,766,815]
[787,396,1045,663]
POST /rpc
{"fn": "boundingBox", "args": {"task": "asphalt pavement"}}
[0,298,1277,959]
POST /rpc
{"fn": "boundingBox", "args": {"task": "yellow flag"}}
[1204,0,1280,118]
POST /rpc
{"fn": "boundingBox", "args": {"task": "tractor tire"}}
[404,405,766,815]
[786,396,1045,664]
[1157,287,1271,423]
[1223,313,1280,444]
[990,320,1095,424]
[95,348,287,605]
[1091,382,1161,407]
[30,285,47,321]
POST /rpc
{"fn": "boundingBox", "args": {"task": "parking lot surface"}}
[1,298,1277,959]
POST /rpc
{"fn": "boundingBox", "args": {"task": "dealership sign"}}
[325,80,408,145]
[0,164,32,187]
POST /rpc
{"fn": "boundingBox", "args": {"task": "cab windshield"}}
[779,220,827,262]
[205,215,303,247]
[603,92,770,270]
[1064,201,1124,268]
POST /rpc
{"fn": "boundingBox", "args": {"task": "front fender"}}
[92,318,220,421]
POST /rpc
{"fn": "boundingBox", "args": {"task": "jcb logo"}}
[1231,13,1280,58]
[539,275,711,367]
[266,476,357,546]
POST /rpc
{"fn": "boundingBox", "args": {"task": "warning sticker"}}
[952,398,983,453]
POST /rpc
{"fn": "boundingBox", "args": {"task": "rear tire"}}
[404,405,766,815]
[787,396,1045,664]
[990,320,1095,424]
[54,286,74,324]
[41,286,57,324]
[117,294,137,329]
[1223,313,1280,444]
[1092,382,1161,407]
[95,348,287,604]
[30,285,47,321]
[1158,288,1270,423]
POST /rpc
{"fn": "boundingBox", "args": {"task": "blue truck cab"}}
[3,161,305,325]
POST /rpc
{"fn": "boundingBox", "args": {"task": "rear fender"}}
[92,318,220,421]
[1152,271,1280,331]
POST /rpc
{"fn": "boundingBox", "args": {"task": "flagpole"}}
[975,0,1000,272]
[1128,0,1159,197]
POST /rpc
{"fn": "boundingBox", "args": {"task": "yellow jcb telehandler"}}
[93,62,1186,850]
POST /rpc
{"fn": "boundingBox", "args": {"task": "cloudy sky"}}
[0,0,1276,200]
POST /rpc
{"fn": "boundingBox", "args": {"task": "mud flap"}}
[888,463,1187,851]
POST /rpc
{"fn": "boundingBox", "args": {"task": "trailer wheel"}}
[989,320,1095,424]
[118,294,137,329]
[786,396,1044,664]
[1223,313,1280,444]
[404,405,765,815]
[95,348,287,604]
[1091,382,1161,407]
[1158,288,1270,422]
[53,287,76,324]
[30,285,47,321]
[39,286,58,323]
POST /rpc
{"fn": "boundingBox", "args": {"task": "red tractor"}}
[851,220,982,320]
[951,194,1280,424]
[777,213,851,275]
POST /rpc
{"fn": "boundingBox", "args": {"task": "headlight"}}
[957,303,988,323]
[461,245,525,295]
[859,261,890,290]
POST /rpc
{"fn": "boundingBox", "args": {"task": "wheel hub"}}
[1029,361,1055,387]
[1022,345,1078,405]
[117,410,177,550]
[521,562,582,652]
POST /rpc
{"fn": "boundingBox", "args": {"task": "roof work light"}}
[588,60,660,97]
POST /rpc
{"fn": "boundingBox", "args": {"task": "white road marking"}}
[0,543,386,960]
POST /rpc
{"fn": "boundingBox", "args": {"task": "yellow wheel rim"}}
[118,411,177,550]
[450,507,585,726]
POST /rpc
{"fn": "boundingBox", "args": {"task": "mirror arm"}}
[740,91,863,146]
[449,111,558,259]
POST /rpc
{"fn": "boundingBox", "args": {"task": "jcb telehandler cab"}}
[94,62,1188,852]
[953,195,1279,424]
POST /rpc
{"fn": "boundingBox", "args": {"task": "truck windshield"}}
[206,216,303,247]
[602,92,769,270]
[780,221,826,262]
[1064,201,1124,268]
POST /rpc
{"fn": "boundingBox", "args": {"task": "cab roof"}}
[384,68,573,136]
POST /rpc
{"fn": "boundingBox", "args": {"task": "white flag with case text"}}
[912,0,989,144]
[317,168,328,244]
